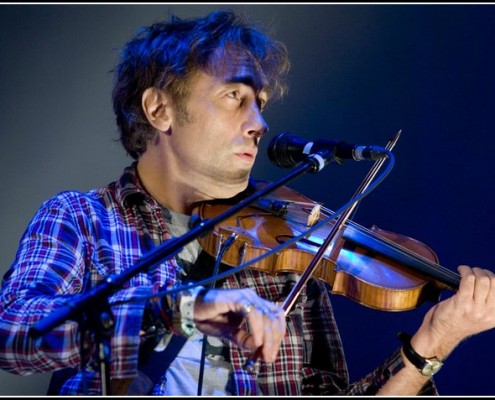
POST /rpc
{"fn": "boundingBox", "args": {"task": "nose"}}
[245,105,269,145]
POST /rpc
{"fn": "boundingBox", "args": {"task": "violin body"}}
[335,226,442,311]
[196,181,458,312]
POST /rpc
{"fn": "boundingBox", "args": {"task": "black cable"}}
[197,233,237,396]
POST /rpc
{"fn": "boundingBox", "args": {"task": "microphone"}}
[267,132,388,168]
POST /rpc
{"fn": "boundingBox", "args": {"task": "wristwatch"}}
[398,332,444,377]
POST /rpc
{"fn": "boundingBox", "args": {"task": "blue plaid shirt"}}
[0,163,438,395]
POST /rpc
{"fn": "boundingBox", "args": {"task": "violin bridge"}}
[306,204,321,227]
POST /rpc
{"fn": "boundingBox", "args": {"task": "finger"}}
[485,269,495,308]
[230,305,264,350]
[471,267,493,304]
[457,265,476,303]
[472,267,490,304]
[254,307,274,361]
[244,304,268,349]
[265,306,286,361]
[262,300,286,361]
[234,300,286,362]
[253,303,286,362]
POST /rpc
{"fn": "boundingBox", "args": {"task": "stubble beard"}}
[176,103,252,199]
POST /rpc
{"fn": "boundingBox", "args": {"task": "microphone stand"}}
[29,152,330,395]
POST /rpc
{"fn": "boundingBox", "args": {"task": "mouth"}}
[235,149,257,163]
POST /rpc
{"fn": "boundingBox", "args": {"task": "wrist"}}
[398,332,444,377]
[172,285,207,337]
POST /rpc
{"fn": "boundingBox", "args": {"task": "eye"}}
[257,98,267,113]
[256,91,269,113]
[227,89,243,102]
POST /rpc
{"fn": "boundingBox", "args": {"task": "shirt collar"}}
[116,161,158,208]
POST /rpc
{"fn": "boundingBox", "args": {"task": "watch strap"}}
[398,331,444,376]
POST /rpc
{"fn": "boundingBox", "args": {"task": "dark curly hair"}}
[112,10,291,159]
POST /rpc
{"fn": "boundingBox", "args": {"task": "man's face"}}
[165,54,269,200]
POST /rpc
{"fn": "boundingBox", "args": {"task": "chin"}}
[208,178,249,200]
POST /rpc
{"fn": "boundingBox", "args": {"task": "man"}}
[0,10,494,396]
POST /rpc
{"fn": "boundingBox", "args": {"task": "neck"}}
[136,158,198,215]
[136,154,248,215]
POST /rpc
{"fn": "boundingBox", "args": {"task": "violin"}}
[195,180,460,312]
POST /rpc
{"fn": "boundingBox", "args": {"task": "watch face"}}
[421,359,444,376]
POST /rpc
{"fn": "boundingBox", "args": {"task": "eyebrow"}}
[226,75,265,93]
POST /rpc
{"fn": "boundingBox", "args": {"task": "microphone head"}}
[267,132,308,168]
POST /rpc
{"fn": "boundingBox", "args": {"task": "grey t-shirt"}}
[158,208,233,396]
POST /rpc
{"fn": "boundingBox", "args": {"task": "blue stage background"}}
[0,4,494,395]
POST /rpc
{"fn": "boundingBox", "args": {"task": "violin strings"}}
[274,200,459,282]
[317,205,460,281]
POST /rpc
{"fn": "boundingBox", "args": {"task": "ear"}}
[142,87,172,132]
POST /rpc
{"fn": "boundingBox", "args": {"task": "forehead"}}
[204,46,268,92]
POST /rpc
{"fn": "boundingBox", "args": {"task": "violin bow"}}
[347,129,402,220]
[244,129,402,370]
[282,129,402,313]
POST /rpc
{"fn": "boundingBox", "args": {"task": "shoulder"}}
[40,189,103,211]
[32,186,118,227]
